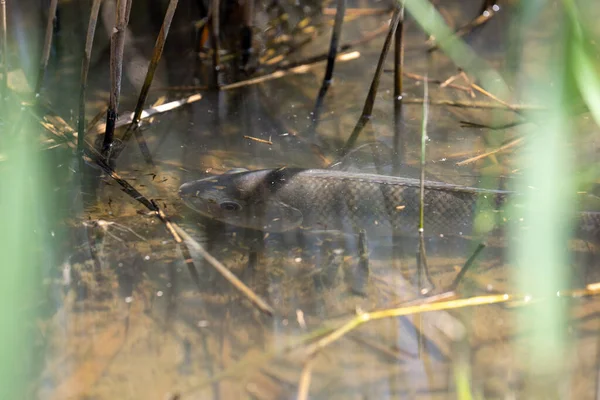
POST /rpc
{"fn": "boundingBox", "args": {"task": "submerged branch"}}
[402,98,541,111]
[174,225,275,316]
[450,242,487,291]
[304,294,518,357]
[456,137,523,166]
[89,93,202,134]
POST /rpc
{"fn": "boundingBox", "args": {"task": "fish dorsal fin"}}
[262,166,305,194]
[329,141,395,172]
[224,168,249,174]
[328,141,445,182]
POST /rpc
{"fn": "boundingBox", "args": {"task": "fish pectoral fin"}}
[261,200,303,232]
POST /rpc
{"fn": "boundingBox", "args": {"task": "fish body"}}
[178,168,512,238]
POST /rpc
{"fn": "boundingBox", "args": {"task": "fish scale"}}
[179,168,512,238]
[275,173,502,236]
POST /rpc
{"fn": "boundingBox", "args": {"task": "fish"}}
[178,167,600,241]
[178,167,515,237]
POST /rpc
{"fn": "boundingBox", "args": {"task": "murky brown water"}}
[19,0,600,399]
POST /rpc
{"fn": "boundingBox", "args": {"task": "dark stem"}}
[417,64,434,293]
[240,0,254,68]
[102,0,132,156]
[310,0,346,130]
[392,2,405,175]
[450,242,486,291]
[131,0,179,126]
[115,0,180,163]
[340,6,402,156]
[210,0,221,88]
[77,0,102,158]
[34,0,58,96]
[429,0,499,53]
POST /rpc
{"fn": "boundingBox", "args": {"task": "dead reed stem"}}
[310,0,346,130]
[450,242,487,291]
[296,354,317,400]
[89,93,202,134]
[131,0,179,125]
[34,0,58,95]
[392,1,405,174]
[402,98,541,111]
[417,68,434,293]
[102,0,132,155]
[210,0,220,87]
[340,6,402,156]
[174,225,275,316]
[77,0,103,156]
[115,0,179,162]
[241,0,254,67]
[456,137,523,166]
[428,0,499,52]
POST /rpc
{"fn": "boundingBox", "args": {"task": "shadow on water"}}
[8,0,600,398]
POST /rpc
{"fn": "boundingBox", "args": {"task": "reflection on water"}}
[26,0,600,398]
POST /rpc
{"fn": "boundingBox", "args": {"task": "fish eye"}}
[219,201,242,211]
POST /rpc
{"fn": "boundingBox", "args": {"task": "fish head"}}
[178,169,303,232]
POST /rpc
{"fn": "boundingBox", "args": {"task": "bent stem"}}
[340,6,402,156]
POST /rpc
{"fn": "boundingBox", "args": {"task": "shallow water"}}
[18,0,600,399]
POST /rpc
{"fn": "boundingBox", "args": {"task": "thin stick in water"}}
[240,0,254,68]
[174,225,275,316]
[392,1,405,174]
[450,242,486,291]
[402,97,541,111]
[115,0,179,163]
[340,7,402,156]
[322,7,390,16]
[228,51,360,91]
[34,0,58,95]
[243,135,272,145]
[471,82,520,113]
[428,0,499,53]
[456,137,523,166]
[310,0,346,130]
[102,0,132,155]
[296,354,316,400]
[78,0,103,157]
[210,0,221,88]
[89,93,202,134]
[305,294,517,356]
[417,73,434,293]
